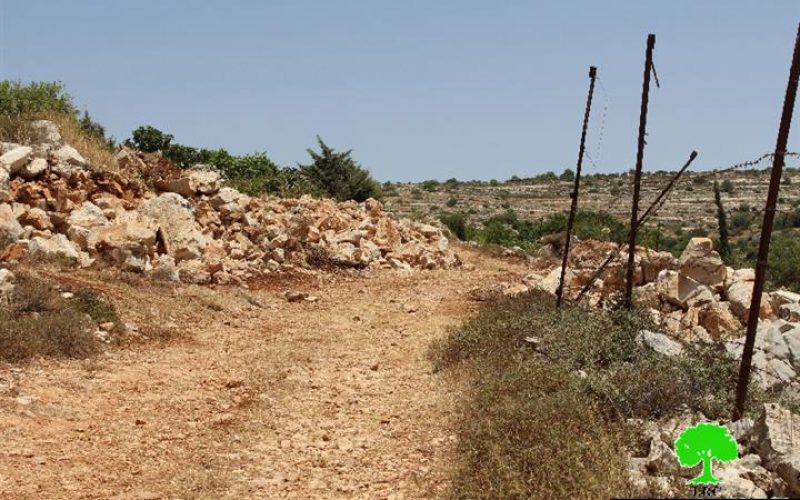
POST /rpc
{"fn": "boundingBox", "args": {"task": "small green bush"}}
[432,290,769,499]
[440,212,468,240]
[767,232,800,292]
[299,136,381,202]
[0,273,103,362]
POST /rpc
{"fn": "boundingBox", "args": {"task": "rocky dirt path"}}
[0,248,526,499]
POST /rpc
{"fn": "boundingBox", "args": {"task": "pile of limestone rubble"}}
[0,120,460,286]
[477,235,800,389]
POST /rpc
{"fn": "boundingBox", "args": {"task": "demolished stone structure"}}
[0,121,460,287]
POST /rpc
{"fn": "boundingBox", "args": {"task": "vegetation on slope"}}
[0,271,124,362]
[431,290,774,499]
[1,81,381,201]
[0,80,116,168]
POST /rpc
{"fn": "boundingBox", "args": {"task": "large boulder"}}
[30,120,61,146]
[95,211,158,272]
[753,404,800,496]
[52,145,87,167]
[0,145,32,175]
[657,270,715,310]
[728,280,773,323]
[639,248,678,283]
[138,193,207,261]
[679,237,727,287]
[28,234,81,263]
[66,201,110,250]
[698,302,742,339]
[156,169,221,197]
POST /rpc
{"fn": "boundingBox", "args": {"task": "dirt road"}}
[0,248,526,499]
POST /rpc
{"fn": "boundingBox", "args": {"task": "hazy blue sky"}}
[2,1,800,181]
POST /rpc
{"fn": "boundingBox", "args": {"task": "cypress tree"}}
[714,181,731,261]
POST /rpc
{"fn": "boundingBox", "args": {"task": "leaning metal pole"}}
[733,21,800,421]
[624,34,656,310]
[575,150,697,302]
[556,66,598,308]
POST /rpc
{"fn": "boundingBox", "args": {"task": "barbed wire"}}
[583,75,610,174]
[575,150,800,300]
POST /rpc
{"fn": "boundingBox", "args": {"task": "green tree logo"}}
[675,422,738,485]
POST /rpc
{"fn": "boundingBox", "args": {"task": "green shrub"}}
[731,211,753,232]
[0,80,75,116]
[560,168,575,181]
[0,80,115,150]
[440,212,468,240]
[714,181,731,261]
[421,179,440,192]
[446,197,458,207]
[720,179,735,194]
[299,136,381,202]
[767,232,800,292]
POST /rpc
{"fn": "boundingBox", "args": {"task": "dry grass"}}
[0,111,116,170]
[0,272,98,362]
[431,290,769,499]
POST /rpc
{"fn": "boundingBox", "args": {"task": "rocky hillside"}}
[385,168,800,233]
[478,236,800,392]
[0,121,460,288]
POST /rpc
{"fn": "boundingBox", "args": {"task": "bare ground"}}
[0,247,526,499]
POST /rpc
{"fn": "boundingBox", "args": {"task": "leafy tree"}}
[126,125,174,153]
[299,136,380,202]
[713,181,731,261]
[674,422,738,485]
[560,168,575,182]
[421,179,440,192]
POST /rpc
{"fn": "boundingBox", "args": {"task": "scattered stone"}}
[284,291,307,302]
[0,268,15,296]
[636,330,684,357]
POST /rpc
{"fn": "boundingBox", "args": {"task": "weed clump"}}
[0,272,123,362]
[431,290,761,499]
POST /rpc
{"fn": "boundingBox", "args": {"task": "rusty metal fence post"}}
[733,21,800,421]
[625,34,656,310]
[556,66,598,308]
